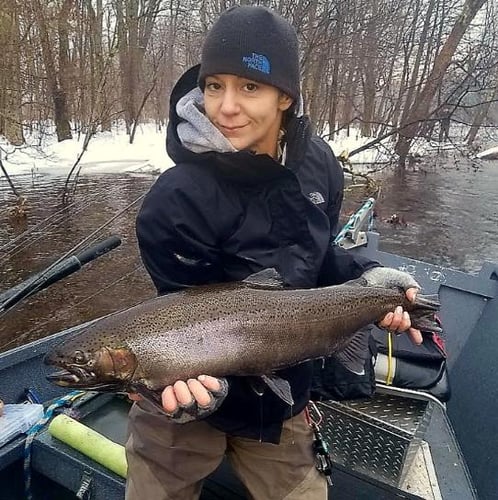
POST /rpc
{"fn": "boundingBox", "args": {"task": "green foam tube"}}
[48,414,128,478]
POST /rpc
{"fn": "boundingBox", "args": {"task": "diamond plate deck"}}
[316,393,433,487]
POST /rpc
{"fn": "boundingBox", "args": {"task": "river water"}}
[1,151,497,352]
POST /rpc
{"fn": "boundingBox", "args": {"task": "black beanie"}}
[199,6,300,102]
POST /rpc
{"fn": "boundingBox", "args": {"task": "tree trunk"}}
[116,0,131,133]
[466,82,498,145]
[327,35,341,139]
[117,0,161,135]
[34,0,72,142]
[395,0,486,163]
[0,2,24,145]
[398,0,434,130]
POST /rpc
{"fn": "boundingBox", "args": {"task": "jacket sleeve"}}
[136,168,225,294]
[317,143,379,286]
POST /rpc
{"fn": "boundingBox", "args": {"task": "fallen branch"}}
[62,128,95,204]
[0,155,21,198]
[0,154,28,219]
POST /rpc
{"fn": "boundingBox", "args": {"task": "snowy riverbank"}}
[0,122,486,181]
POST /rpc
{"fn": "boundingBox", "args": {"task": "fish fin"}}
[335,327,371,375]
[130,383,165,411]
[242,268,287,289]
[409,293,441,332]
[261,374,294,406]
[414,294,440,310]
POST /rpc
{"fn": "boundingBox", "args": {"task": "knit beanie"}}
[198,6,300,102]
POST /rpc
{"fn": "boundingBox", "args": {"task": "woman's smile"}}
[217,123,249,135]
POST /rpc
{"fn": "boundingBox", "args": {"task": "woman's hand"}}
[128,375,228,423]
[161,375,223,413]
[359,268,423,345]
[378,287,423,344]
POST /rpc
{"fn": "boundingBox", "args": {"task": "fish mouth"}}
[46,366,93,386]
[45,367,120,390]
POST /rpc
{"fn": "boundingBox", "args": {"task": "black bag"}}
[310,320,450,403]
[371,317,450,402]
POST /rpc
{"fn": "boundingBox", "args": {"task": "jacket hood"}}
[166,65,311,185]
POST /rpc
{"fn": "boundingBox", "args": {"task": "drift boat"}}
[0,215,496,499]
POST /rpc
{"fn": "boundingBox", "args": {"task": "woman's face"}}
[203,74,293,157]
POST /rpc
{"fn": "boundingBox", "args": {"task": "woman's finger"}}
[408,327,423,345]
[387,306,404,331]
[398,311,412,332]
[379,312,394,328]
[162,385,179,413]
[173,380,194,406]
[198,375,222,392]
[187,378,212,407]
[406,287,418,302]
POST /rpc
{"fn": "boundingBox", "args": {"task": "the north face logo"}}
[242,53,271,74]
[308,192,325,204]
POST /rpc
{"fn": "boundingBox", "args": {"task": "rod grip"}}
[76,235,122,266]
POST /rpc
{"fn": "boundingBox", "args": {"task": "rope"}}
[24,391,87,500]
[385,331,394,385]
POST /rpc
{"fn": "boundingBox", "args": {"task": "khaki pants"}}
[125,400,328,500]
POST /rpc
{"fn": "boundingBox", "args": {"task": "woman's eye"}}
[206,82,221,91]
[244,83,258,92]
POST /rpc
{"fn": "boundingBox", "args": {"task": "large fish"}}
[44,269,439,407]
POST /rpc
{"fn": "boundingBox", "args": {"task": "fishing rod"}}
[0,235,122,313]
[0,259,144,352]
[0,189,120,259]
[1,190,145,315]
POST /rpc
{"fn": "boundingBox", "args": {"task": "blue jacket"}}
[136,65,376,443]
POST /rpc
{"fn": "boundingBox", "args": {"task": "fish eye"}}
[74,350,87,364]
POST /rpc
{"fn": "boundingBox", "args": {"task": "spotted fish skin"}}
[44,280,439,394]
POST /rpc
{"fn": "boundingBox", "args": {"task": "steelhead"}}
[44,269,439,406]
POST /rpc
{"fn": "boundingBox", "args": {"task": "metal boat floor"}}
[28,392,449,499]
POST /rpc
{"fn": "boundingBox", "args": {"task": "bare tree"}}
[0,0,496,164]
[115,0,162,134]
[29,0,73,142]
[395,0,487,163]
[0,0,24,145]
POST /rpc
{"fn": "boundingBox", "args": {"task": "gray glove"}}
[360,267,420,291]
[165,377,229,424]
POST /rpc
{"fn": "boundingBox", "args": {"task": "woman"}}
[127,6,420,499]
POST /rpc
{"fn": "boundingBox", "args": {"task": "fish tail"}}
[410,294,441,332]
[413,293,440,311]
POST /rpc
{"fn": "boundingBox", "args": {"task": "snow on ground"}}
[327,130,391,164]
[1,121,493,182]
[0,123,173,179]
[325,129,470,164]
[1,123,389,181]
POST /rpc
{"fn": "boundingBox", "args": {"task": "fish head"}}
[44,343,138,391]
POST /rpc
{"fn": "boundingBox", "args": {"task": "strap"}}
[24,391,87,500]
